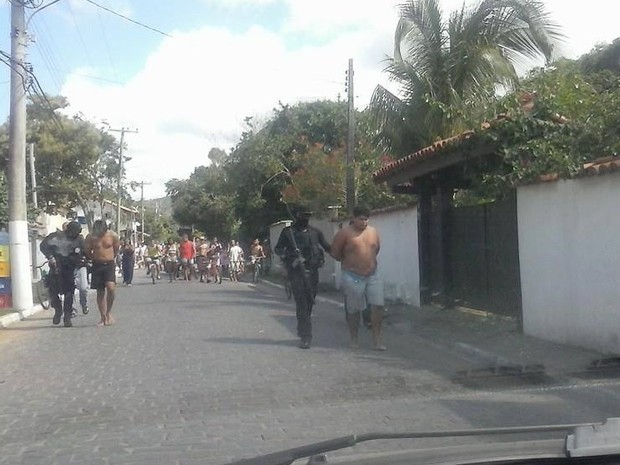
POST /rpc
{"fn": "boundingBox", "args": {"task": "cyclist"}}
[178,233,196,281]
[208,237,223,284]
[164,238,179,281]
[229,240,244,282]
[249,238,266,279]
[196,238,210,283]
[145,240,162,280]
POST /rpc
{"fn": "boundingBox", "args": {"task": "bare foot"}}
[105,315,115,326]
[349,340,360,349]
[97,320,106,327]
[373,344,387,351]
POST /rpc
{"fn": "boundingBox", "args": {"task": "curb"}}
[261,279,345,308]
[0,304,45,328]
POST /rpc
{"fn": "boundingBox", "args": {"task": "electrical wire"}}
[26,0,63,26]
[29,20,65,93]
[95,5,120,83]
[66,0,96,70]
[80,0,172,37]
[0,49,64,130]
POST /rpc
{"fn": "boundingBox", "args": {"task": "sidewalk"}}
[0,304,45,328]
[267,279,607,379]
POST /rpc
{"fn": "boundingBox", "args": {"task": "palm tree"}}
[371,0,564,156]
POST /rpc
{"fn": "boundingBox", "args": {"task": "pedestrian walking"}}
[85,220,121,326]
[274,207,331,349]
[121,241,135,286]
[331,206,386,350]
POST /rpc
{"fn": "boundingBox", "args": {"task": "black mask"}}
[296,217,309,228]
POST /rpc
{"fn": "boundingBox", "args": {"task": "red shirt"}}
[179,240,195,259]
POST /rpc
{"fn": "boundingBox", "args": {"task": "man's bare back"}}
[86,230,120,262]
[331,219,380,276]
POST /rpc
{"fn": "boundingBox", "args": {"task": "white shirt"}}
[229,245,243,262]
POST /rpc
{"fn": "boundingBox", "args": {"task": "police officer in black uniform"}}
[40,221,87,327]
[275,208,331,349]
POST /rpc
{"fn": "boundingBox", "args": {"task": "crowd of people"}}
[40,205,386,352]
[124,235,269,284]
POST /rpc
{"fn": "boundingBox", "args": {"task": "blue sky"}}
[1,0,619,199]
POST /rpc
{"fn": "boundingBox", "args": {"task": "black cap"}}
[65,221,82,236]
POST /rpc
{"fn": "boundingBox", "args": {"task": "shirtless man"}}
[331,205,385,350]
[85,220,120,326]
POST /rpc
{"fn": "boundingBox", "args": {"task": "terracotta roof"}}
[533,156,620,184]
[372,130,476,183]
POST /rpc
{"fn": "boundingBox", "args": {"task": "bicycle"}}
[251,256,264,283]
[33,261,51,310]
[145,257,161,284]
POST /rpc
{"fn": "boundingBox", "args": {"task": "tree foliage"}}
[167,101,398,241]
[370,0,564,156]
[0,95,128,227]
[458,44,620,199]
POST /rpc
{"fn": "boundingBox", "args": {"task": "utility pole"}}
[107,127,138,237]
[345,58,356,214]
[28,143,37,208]
[28,143,38,280]
[8,1,33,309]
[139,181,151,244]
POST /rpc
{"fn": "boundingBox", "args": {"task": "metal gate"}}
[426,191,522,317]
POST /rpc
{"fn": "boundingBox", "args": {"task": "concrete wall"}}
[369,206,420,306]
[518,173,620,354]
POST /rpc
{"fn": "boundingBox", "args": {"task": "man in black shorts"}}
[85,220,120,326]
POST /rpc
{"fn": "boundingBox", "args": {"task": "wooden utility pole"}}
[345,58,356,214]
[8,1,33,309]
[107,127,138,236]
[139,181,151,244]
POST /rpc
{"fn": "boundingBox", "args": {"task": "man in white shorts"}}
[331,205,385,350]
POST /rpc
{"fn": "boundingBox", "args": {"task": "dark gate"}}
[425,191,522,317]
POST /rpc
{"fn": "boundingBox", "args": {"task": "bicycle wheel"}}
[35,279,50,309]
[253,265,259,283]
[151,265,156,284]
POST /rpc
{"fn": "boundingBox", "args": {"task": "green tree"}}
[166,148,237,240]
[0,95,129,226]
[370,0,563,156]
[457,51,620,200]
[142,207,176,243]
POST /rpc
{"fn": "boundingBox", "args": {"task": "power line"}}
[66,0,96,70]
[0,49,63,130]
[95,6,120,83]
[29,20,65,93]
[80,0,172,37]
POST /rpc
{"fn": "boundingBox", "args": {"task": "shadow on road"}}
[206,336,298,347]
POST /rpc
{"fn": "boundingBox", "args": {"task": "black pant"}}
[122,258,134,284]
[288,266,317,340]
[47,269,76,321]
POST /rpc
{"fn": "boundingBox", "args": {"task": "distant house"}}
[34,199,139,243]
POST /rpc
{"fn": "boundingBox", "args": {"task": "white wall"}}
[370,207,420,306]
[268,207,421,306]
[518,174,620,354]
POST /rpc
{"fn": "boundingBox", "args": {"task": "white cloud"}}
[62,12,399,199]
[60,0,620,200]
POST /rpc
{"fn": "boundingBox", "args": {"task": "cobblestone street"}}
[1,273,620,465]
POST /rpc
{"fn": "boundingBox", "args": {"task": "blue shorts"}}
[341,268,384,313]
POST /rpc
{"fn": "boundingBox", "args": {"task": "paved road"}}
[1,272,620,465]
